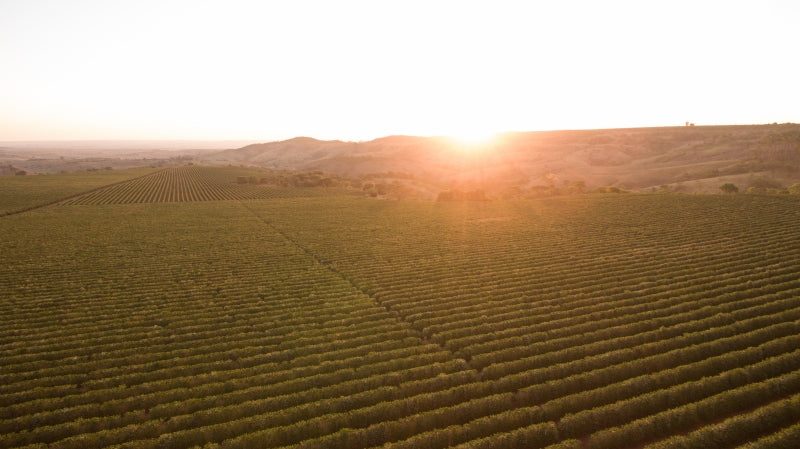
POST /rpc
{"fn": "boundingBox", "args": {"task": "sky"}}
[1,0,798,142]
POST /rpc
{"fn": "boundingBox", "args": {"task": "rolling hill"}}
[202,123,800,195]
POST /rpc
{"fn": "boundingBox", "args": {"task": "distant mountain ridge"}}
[202,124,800,194]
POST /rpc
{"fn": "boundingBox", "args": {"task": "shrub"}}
[596,186,626,193]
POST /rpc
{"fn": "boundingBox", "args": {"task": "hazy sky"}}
[1,0,798,142]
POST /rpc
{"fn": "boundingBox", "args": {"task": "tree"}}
[749,175,783,190]
[567,180,586,194]
[719,183,739,194]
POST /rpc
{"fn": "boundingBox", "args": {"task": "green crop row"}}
[643,391,800,448]
[0,167,160,215]
[59,166,337,205]
[3,168,800,447]
[585,369,800,449]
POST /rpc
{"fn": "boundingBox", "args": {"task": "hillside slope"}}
[203,124,800,194]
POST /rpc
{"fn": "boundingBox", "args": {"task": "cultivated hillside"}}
[203,124,800,194]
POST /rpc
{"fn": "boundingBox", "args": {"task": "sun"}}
[446,128,500,152]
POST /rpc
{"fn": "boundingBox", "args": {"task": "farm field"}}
[0,167,161,216]
[0,166,343,216]
[2,166,800,448]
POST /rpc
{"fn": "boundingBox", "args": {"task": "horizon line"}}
[1,122,795,147]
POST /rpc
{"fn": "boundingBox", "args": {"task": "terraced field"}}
[2,167,800,448]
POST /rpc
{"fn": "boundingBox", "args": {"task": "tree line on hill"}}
[235,170,419,199]
[234,164,800,201]
[720,181,800,195]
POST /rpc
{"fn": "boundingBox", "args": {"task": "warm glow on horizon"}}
[447,128,499,148]
[1,0,798,142]
[446,129,500,154]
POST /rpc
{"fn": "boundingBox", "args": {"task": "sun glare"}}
[447,129,499,152]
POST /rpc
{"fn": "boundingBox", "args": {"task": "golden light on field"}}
[0,1,797,142]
